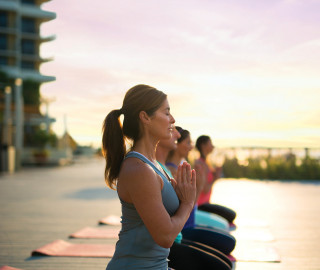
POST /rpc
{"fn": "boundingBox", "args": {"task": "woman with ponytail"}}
[195,135,237,225]
[103,85,196,270]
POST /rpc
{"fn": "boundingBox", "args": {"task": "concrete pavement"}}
[0,157,319,270]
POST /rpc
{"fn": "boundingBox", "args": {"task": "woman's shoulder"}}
[121,157,164,188]
[121,157,156,179]
[118,157,163,201]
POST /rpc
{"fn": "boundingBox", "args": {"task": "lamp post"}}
[1,86,14,172]
[14,78,24,171]
[3,86,12,146]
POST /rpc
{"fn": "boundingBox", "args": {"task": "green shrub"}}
[222,155,320,180]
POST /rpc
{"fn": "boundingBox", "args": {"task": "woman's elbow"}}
[154,235,174,249]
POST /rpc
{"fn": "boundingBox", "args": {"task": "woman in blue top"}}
[102,84,196,270]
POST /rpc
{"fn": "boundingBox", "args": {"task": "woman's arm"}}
[119,159,196,248]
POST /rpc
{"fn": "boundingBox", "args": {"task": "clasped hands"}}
[170,162,197,207]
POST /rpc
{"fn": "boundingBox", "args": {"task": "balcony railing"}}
[2,65,55,82]
[0,49,16,57]
[0,26,17,35]
[21,32,55,42]
[21,4,56,21]
[21,53,53,62]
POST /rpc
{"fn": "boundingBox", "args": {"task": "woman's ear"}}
[139,111,150,124]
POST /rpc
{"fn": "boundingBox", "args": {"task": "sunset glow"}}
[40,0,320,148]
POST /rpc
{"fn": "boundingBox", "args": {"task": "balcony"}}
[21,32,56,42]
[0,1,19,12]
[0,49,17,58]
[1,65,55,82]
[0,26,17,35]
[21,0,54,5]
[21,4,56,21]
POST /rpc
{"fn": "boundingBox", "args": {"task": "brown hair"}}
[167,126,191,161]
[102,84,167,189]
[176,126,190,144]
[196,135,211,158]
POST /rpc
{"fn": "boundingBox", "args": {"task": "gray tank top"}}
[106,151,180,270]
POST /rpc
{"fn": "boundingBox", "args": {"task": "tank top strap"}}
[125,151,168,181]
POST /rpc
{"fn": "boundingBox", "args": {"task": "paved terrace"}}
[0,157,319,270]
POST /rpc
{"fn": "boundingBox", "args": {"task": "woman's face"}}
[158,126,181,151]
[202,139,214,155]
[149,99,175,140]
[177,135,193,159]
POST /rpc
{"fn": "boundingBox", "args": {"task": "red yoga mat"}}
[99,215,121,225]
[32,239,115,257]
[70,227,120,239]
[0,267,23,270]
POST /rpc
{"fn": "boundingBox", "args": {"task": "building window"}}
[21,61,35,70]
[22,0,36,4]
[21,18,36,33]
[22,39,36,54]
[0,34,7,50]
[0,56,8,66]
[0,12,8,27]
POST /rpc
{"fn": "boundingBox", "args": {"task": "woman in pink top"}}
[195,135,237,225]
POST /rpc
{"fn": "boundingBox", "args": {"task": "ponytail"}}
[102,84,167,189]
[102,109,125,189]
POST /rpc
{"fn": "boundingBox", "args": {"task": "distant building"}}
[0,0,56,82]
[0,0,56,171]
[58,132,78,152]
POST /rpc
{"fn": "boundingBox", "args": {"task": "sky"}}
[39,0,320,149]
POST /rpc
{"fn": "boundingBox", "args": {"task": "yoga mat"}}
[32,239,115,257]
[70,227,120,239]
[230,243,281,262]
[0,267,23,270]
[231,227,275,242]
[99,215,121,225]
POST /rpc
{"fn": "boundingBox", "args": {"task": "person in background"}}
[165,127,236,254]
[195,135,237,225]
[160,126,236,255]
[102,84,196,270]
[156,127,233,270]
[166,127,193,178]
